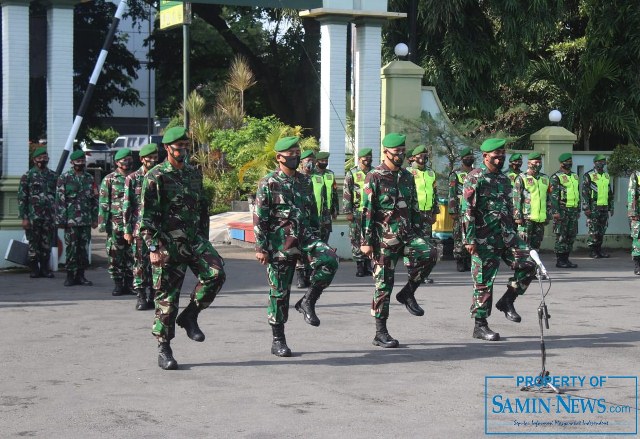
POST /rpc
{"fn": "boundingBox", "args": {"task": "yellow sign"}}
[160,1,186,30]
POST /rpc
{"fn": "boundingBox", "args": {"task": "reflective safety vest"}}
[456,171,468,204]
[591,172,610,206]
[558,173,579,208]
[413,168,436,211]
[312,172,334,216]
[523,174,549,222]
[508,172,518,184]
[353,170,366,212]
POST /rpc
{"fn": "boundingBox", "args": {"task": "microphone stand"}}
[520,265,562,394]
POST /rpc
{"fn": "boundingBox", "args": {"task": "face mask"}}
[510,162,521,171]
[317,162,328,170]
[303,161,314,171]
[361,159,372,168]
[462,158,474,167]
[35,159,49,169]
[280,155,300,170]
[493,157,506,170]
[73,163,85,172]
[528,163,542,173]
[169,146,187,163]
[594,162,605,171]
[118,158,132,171]
[416,157,427,166]
[561,161,572,170]
[143,158,157,169]
[386,151,405,167]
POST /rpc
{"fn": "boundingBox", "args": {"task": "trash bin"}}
[433,198,454,260]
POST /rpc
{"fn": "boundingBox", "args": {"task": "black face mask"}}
[73,164,85,172]
[303,161,314,171]
[528,163,542,173]
[561,161,573,170]
[169,146,187,163]
[494,157,506,170]
[462,158,474,167]
[143,158,157,170]
[386,151,405,167]
[510,162,522,171]
[361,159,372,168]
[118,159,132,171]
[594,162,605,172]
[35,159,49,169]
[317,162,328,170]
[416,157,427,166]
[280,155,300,170]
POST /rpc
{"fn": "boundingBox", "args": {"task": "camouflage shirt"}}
[253,169,319,257]
[98,170,129,234]
[342,166,369,214]
[18,166,57,221]
[581,169,614,212]
[628,171,640,218]
[549,170,581,215]
[361,162,422,247]
[462,164,518,249]
[447,168,469,215]
[55,169,99,227]
[123,166,146,236]
[512,172,551,222]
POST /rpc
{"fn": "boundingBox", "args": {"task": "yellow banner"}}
[160,1,185,30]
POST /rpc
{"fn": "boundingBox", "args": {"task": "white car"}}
[81,140,113,170]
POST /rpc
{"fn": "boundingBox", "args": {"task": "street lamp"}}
[394,43,409,59]
[549,109,562,124]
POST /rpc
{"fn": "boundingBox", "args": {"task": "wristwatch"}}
[148,244,157,252]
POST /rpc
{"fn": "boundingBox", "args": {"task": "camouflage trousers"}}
[26,219,54,262]
[151,237,226,342]
[348,212,366,261]
[586,209,609,248]
[630,219,640,257]
[132,237,152,290]
[267,241,338,325]
[319,222,332,243]
[469,246,536,319]
[106,230,133,282]
[64,225,91,274]
[371,237,437,319]
[554,208,579,254]
[418,211,434,238]
[517,220,546,251]
[452,216,470,261]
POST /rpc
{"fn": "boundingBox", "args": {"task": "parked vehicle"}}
[81,140,113,171]
[112,134,165,168]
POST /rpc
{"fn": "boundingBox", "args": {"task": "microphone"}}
[529,249,548,277]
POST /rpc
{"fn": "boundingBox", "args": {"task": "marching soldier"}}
[550,153,580,268]
[506,153,522,184]
[140,127,226,370]
[462,138,536,341]
[512,152,551,251]
[627,167,640,274]
[99,148,134,296]
[312,151,339,243]
[360,133,437,348]
[582,154,614,258]
[55,150,99,287]
[448,147,474,272]
[123,143,159,310]
[18,147,57,278]
[343,148,373,277]
[254,136,339,357]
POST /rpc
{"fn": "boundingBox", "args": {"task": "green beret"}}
[527,151,541,160]
[358,148,372,158]
[594,154,607,162]
[459,147,472,158]
[114,148,132,161]
[70,150,85,161]
[140,143,158,158]
[480,138,506,152]
[32,147,47,158]
[558,152,572,162]
[274,136,299,152]
[300,150,315,160]
[316,151,330,160]
[162,126,189,144]
[410,145,426,156]
[509,153,522,162]
[382,133,406,148]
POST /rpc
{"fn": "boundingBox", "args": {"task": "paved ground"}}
[1,231,638,438]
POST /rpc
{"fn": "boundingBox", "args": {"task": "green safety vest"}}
[353,170,366,212]
[523,174,549,222]
[413,168,436,211]
[456,171,467,205]
[591,172,610,206]
[312,172,334,216]
[558,173,579,208]
[508,172,518,184]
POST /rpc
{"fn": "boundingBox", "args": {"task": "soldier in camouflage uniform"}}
[462,138,536,341]
[99,148,134,296]
[18,147,57,278]
[582,154,614,258]
[360,133,437,348]
[124,143,159,310]
[550,152,580,268]
[448,146,474,272]
[627,167,640,274]
[294,149,321,288]
[254,136,339,357]
[512,152,551,251]
[506,153,522,185]
[343,148,373,277]
[140,127,226,370]
[312,151,339,242]
[55,150,99,287]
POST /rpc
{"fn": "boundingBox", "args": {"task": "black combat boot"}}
[176,301,205,342]
[295,285,322,326]
[395,280,425,316]
[465,257,472,272]
[135,289,149,310]
[157,341,178,370]
[147,288,156,308]
[295,267,308,289]
[495,287,522,323]
[634,256,640,275]
[473,318,500,341]
[564,253,578,268]
[456,259,466,272]
[356,261,366,277]
[124,276,135,295]
[364,259,373,275]
[28,260,41,278]
[372,318,399,348]
[589,246,601,258]
[423,276,434,284]
[75,269,93,286]
[64,271,76,286]
[555,253,571,268]
[596,245,610,258]
[39,257,54,278]
[270,323,291,357]
[112,279,125,296]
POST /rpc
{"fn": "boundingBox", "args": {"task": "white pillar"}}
[354,19,383,166]
[47,1,75,171]
[319,18,348,177]
[1,1,30,177]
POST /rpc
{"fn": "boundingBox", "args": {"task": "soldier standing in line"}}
[462,138,536,341]
[254,136,339,357]
[550,153,580,268]
[512,152,551,251]
[627,167,640,274]
[312,151,339,243]
[99,148,134,296]
[408,145,439,284]
[18,147,57,278]
[139,127,226,370]
[294,149,319,288]
[55,150,99,287]
[448,146,474,272]
[506,153,523,185]
[360,133,437,348]
[123,143,159,310]
[582,154,614,258]
[343,148,373,277]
